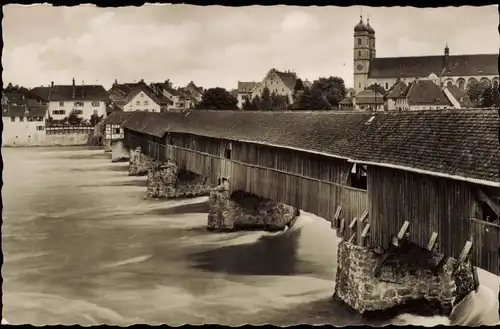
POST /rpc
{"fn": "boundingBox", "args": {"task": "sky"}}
[2,4,499,90]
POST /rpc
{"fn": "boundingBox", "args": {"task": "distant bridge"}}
[117,109,500,275]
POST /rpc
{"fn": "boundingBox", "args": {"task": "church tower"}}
[353,15,371,93]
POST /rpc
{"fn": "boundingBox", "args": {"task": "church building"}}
[353,16,499,94]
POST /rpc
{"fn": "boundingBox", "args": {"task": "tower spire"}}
[360,7,363,21]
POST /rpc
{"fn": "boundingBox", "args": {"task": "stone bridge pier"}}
[207,179,300,232]
[128,147,159,176]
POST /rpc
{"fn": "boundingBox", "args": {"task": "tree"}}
[297,87,333,111]
[292,79,305,102]
[242,97,253,111]
[271,92,288,110]
[251,95,262,111]
[90,113,103,126]
[366,83,386,96]
[68,110,83,125]
[260,87,273,111]
[466,81,485,107]
[311,76,346,108]
[480,86,500,108]
[198,87,238,110]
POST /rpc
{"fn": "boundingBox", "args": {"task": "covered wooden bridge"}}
[119,109,500,275]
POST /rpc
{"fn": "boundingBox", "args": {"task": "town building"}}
[108,80,173,112]
[2,104,48,146]
[183,81,204,104]
[352,16,499,94]
[251,68,299,104]
[150,80,192,112]
[352,89,385,111]
[101,111,132,154]
[31,79,109,122]
[236,81,258,108]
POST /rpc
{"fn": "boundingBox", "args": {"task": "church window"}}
[385,82,388,89]
[358,50,361,57]
[358,38,361,45]
[359,83,361,89]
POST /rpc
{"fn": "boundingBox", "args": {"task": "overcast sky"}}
[3,5,499,90]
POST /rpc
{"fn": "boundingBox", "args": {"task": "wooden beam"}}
[349,217,358,229]
[374,252,391,277]
[359,210,369,223]
[472,266,480,292]
[397,221,410,240]
[427,232,438,251]
[331,206,342,229]
[458,241,473,264]
[356,217,364,246]
[338,218,345,239]
[478,188,500,218]
[348,233,356,244]
[360,224,371,247]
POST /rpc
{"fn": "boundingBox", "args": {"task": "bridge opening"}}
[223,142,232,160]
[348,163,367,190]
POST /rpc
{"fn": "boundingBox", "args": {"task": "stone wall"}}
[145,161,211,199]
[111,140,129,163]
[104,139,112,152]
[334,241,475,316]
[129,147,158,176]
[207,182,299,232]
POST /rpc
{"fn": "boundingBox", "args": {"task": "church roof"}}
[445,85,473,108]
[368,54,498,79]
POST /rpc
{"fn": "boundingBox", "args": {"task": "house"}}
[251,68,299,104]
[2,104,48,146]
[385,79,459,111]
[184,81,204,103]
[444,84,474,108]
[101,111,133,152]
[150,80,191,112]
[31,78,109,123]
[339,97,354,111]
[121,82,172,112]
[236,81,258,108]
[353,89,385,111]
[108,81,141,110]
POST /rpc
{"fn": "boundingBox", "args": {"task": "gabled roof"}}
[274,70,297,91]
[32,85,109,102]
[102,111,133,125]
[339,97,353,105]
[237,81,258,93]
[186,81,204,95]
[355,89,384,105]
[405,80,452,106]
[2,104,47,118]
[150,82,181,97]
[124,84,173,107]
[123,109,499,187]
[386,80,408,99]
[368,54,498,79]
[445,85,474,108]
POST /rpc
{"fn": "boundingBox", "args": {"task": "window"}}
[91,101,100,107]
[223,142,232,159]
[385,82,388,89]
[144,109,148,112]
[74,101,84,107]
[114,128,120,134]
[144,101,149,105]
[10,117,15,122]
[52,110,65,115]
[136,101,140,105]
[359,83,361,88]
[19,117,24,122]
[358,50,361,57]
[140,93,144,98]
[38,117,44,121]
[59,102,64,107]
[348,163,368,190]
[358,38,361,45]
[74,109,83,115]
[36,126,44,131]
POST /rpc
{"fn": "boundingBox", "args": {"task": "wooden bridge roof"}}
[122,109,500,187]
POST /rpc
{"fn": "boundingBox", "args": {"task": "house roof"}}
[339,97,353,105]
[237,81,258,93]
[122,109,499,187]
[368,54,498,79]
[274,70,298,91]
[2,104,47,118]
[5,90,47,104]
[186,81,204,95]
[150,82,181,97]
[405,80,452,106]
[355,90,385,105]
[386,80,408,98]
[124,84,173,107]
[102,111,133,125]
[31,85,109,102]
[445,85,474,108]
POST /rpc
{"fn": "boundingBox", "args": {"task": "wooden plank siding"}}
[368,166,473,260]
[471,219,500,275]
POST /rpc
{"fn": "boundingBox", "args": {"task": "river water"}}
[1,147,494,325]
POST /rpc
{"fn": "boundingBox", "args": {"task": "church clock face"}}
[357,64,364,71]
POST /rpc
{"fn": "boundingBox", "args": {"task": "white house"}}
[236,81,258,108]
[31,79,108,122]
[101,111,132,158]
[150,80,191,112]
[251,68,299,104]
[122,83,172,112]
[353,89,385,111]
[2,104,47,146]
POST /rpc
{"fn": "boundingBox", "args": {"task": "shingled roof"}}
[275,70,298,91]
[368,54,498,79]
[124,84,173,107]
[237,81,258,93]
[102,111,133,125]
[2,104,47,118]
[123,109,499,186]
[355,90,385,105]
[31,85,109,102]
[405,80,452,106]
[445,85,473,108]
[386,80,408,98]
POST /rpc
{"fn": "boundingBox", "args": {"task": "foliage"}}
[260,87,273,111]
[242,97,253,111]
[311,76,346,107]
[250,95,262,111]
[366,83,386,96]
[198,87,238,110]
[90,113,104,126]
[480,86,500,108]
[292,79,305,102]
[270,92,289,110]
[68,110,83,125]
[297,87,333,111]
[466,81,484,107]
